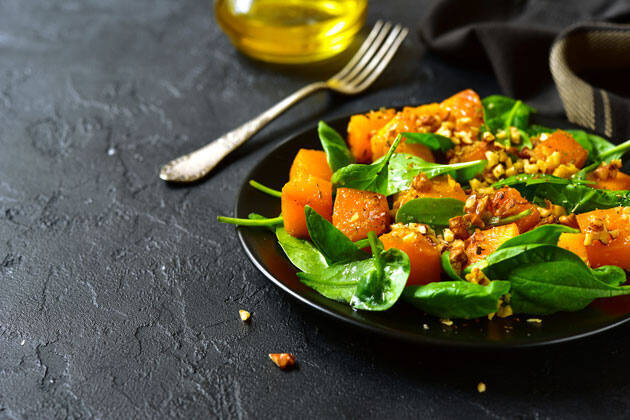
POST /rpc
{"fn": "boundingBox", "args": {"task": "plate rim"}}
[234,111,630,349]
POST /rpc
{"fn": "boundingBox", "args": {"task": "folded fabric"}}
[419,0,630,140]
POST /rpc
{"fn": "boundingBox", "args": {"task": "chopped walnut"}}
[558,213,578,229]
[269,353,295,370]
[239,310,251,322]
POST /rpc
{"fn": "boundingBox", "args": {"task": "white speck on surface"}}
[20,340,25,346]
[107,146,116,156]
[422,324,429,330]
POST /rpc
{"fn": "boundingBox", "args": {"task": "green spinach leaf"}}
[483,245,630,315]
[402,132,454,152]
[387,153,486,195]
[496,224,579,251]
[318,121,354,172]
[298,259,374,303]
[350,232,410,311]
[298,231,409,311]
[305,206,367,264]
[402,280,511,319]
[331,134,403,194]
[275,227,328,273]
[440,251,465,282]
[493,174,630,213]
[482,95,535,146]
[395,197,465,228]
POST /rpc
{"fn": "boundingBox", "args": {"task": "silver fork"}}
[159,21,409,182]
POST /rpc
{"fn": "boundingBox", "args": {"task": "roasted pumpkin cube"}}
[289,149,332,181]
[332,188,390,242]
[574,207,630,269]
[464,223,520,266]
[347,109,396,163]
[576,207,630,232]
[532,130,588,169]
[440,89,484,130]
[392,174,467,213]
[558,233,589,265]
[370,105,441,162]
[489,187,541,233]
[450,140,491,163]
[587,171,630,191]
[281,175,333,238]
[379,226,442,285]
[584,233,630,270]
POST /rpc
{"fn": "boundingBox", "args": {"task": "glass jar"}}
[214,0,368,64]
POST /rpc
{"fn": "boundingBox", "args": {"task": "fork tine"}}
[346,24,407,89]
[332,20,384,81]
[353,26,408,92]
[331,21,392,83]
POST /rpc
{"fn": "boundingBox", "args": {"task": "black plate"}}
[235,112,630,348]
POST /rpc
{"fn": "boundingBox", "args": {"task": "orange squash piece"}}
[587,171,630,191]
[576,207,629,232]
[392,175,467,212]
[584,234,630,270]
[347,109,396,163]
[281,175,333,238]
[464,223,520,266]
[332,188,390,242]
[440,89,484,130]
[379,227,442,286]
[370,105,441,162]
[289,149,332,181]
[574,207,630,269]
[450,141,491,163]
[558,233,589,265]
[488,187,541,233]
[532,130,588,169]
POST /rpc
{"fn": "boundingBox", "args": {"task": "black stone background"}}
[1,0,630,418]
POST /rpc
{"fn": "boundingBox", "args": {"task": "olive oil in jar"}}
[214,0,368,63]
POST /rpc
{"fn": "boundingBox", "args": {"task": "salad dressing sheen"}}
[214,0,368,63]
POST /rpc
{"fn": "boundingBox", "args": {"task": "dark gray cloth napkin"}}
[419,0,630,141]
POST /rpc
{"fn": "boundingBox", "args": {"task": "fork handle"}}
[159,81,329,182]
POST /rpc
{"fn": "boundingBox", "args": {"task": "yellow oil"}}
[214,0,368,63]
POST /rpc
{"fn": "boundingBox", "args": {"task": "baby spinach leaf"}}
[298,232,409,311]
[298,259,374,303]
[387,153,486,195]
[440,251,465,282]
[574,139,630,179]
[483,245,630,315]
[494,174,630,213]
[402,280,511,319]
[350,232,410,311]
[395,197,465,228]
[331,134,403,195]
[496,224,579,251]
[402,132,454,152]
[305,206,367,265]
[482,95,535,145]
[275,227,328,273]
[318,121,354,172]
[591,265,628,287]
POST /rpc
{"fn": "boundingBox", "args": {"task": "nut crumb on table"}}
[239,310,251,322]
[269,353,296,370]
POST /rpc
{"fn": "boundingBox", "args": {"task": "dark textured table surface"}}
[2,1,630,419]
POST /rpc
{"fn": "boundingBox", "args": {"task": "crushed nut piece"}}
[269,353,295,369]
[422,324,430,330]
[477,382,487,393]
[239,310,251,322]
[440,319,454,326]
